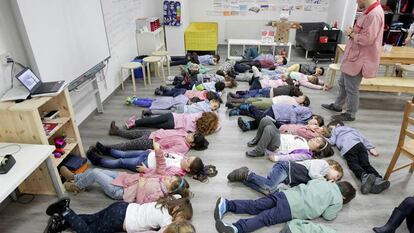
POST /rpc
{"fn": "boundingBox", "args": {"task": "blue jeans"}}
[236,88,271,98]
[228,192,292,233]
[64,202,128,233]
[99,150,150,171]
[244,47,260,60]
[244,161,289,195]
[74,168,123,200]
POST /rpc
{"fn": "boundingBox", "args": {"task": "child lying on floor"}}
[214,179,356,233]
[60,143,192,201]
[244,47,288,69]
[284,63,325,76]
[279,122,328,140]
[143,98,220,117]
[282,71,325,90]
[226,95,310,110]
[324,120,390,195]
[155,82,225,96]
[227,159,343,195]
[242,117,333,159]
[44,196,193,233]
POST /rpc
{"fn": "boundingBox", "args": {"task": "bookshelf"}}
[0,88,85,195]
[382,0,414,45]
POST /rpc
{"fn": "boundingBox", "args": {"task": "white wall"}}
[165,0,190,56]
[0,0,29,97]
[327,0,357,42]
[188,0,329,44]
[1,0,162,125]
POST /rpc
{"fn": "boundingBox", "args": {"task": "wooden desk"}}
[334,44,414,65]
[0,143,62,203]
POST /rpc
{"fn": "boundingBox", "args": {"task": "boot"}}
[370,177,390,194]
[46,197,70,216]
[64,181,83,194]
[237,117,251,132]
[59,166,74,182]
[227,167,249,182]
[95,142,111,155]
[108,121,119,135]
[44,214,68,233]
[247,138,259,147]
[373,208,406,233]
[225,103,236,109]
[361,173,376,194]
[86,147,103,165]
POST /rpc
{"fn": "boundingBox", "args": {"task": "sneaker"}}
[59,166,74,182]
[159,85,167,92]
[64,181,82,194]
[86,147,102,165]
[237,117,250,132]
[167,75,175,81]
[215,220,238,233]
[246,150,265,157]
[46,197,70,216]
[165,80,174,85]
[227,167,249,182]
[214,197,228,221]
[361,173,376,194]
[109,121,119,136]
[332,113,355,122]
[125,96,134,105]
[44,214,67,233]
[252,66,261,77]
[225,103,235,109]
[247,138,259,147]
[124,114,137,129]
[228,109,240,117]
[370,177,390,194]
[141,110,152,118]
[95,142,111,155]
[321,103,342,112]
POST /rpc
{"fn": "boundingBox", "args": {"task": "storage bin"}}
[185,22,218,52]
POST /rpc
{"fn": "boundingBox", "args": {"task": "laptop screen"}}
[16,69,41,91]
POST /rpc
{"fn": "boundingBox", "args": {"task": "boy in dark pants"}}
[214,179,356,233]
[325,120,390,194]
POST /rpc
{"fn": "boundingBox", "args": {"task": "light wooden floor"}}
[0,46,413,233]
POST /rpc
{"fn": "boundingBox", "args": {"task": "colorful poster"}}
[163,1,181,26]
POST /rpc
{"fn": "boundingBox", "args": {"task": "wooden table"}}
[0,143,62,203]
[334,44,414,65]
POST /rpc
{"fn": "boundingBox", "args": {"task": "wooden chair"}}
[384,97,414,180]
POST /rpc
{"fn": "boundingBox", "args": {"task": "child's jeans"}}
[236,88,271,98]
[228,192,292,233]
[99,149,150,171]
[244,161,289,195]
[343,142,381,180]
[74,168,123,200]
[162,87,187,97]
[64,201,128,233]
[244,47,260,60]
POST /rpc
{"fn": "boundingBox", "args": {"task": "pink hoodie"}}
[112,149,185,204]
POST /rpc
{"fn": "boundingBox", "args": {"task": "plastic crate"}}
[185,22,218,52]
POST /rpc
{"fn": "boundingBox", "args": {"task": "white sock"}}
[252,66,261,78]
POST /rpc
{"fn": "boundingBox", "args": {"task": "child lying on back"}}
[282,71,325,90]
[279,122,328,140]
[227,159,343,195]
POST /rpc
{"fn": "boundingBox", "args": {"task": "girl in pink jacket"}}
[60,144,191,204]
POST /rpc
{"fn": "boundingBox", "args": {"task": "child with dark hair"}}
[285,63,325,76]
[230,103,315,132]
[143,99,220,117]
[44,196,193,233]
[243,117,333,158]
[193,81,225,93]
[214,179,356,233]
[227,159,343,195]
[227,85,303,101]
[244,47,288,69]
[103,124,209,153]
[282,71,324,90]
[169,52,220,66]
[324,120,390,194]
[373,196,414,233]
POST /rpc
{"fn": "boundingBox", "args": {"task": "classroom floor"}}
[1,46,413,233]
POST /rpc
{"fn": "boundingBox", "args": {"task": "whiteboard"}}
[14,0,110,82]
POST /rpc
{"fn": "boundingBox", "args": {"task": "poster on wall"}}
[163,1,181,26]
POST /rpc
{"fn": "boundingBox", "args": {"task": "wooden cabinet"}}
[0,88,84,195]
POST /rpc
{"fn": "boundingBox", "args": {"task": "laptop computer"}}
[16,68,65,96]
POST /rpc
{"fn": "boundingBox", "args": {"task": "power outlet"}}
[1,53,12,66]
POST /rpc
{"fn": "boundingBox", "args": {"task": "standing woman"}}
[322,0,384,121]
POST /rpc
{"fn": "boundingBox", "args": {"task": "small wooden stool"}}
[152,50,171,76]
[120,62,146,92]
[326,63,341,88]
[143,56,165,85]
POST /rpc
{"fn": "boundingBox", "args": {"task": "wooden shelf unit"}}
[0,88,85,195]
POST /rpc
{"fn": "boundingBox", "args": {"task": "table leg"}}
[166,55,171,76]
[120,69,124,90]
[45,156,64,198]
[147,63,152,85]
[334,46,341,64]
[227,43,230,59]
[131,68,136,92]
[160,61,165,82]
[142,64,147,87]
